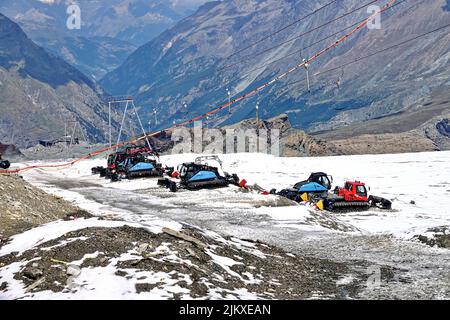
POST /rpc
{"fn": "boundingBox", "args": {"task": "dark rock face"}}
[101,0,450,135]
[23,267,44,280]
[436,119,450,138]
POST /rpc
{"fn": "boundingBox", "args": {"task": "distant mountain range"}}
[100,0,450,144]
[0,13,121,148]
[0,0,208,79]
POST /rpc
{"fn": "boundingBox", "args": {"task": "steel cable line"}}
[99,0,388,113]
[103,1,367,106]
[218,0,381,71]
[225,0,339,60]
[147,0,410,107]
[278,23,450,91]
[0,0,397,174]
[221,0,413,90]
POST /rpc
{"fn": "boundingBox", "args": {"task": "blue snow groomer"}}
[158,156,240,192]
[121,154,163,179]
[93,145,164,181]
[271,172,333,202]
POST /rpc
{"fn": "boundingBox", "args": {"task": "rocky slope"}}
[101,0,450,142]
[315,84,450,153]
[30,35,137,81]
[0,223,365,299]
[0,13,119,148]
[146,113,341,156]
[142,112,445,156]
[223,114,341,157]
[0,174,82,239]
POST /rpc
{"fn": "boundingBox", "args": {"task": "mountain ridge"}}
[100,0,450,141]
[0,12,96,90]
[0,13,120,148]
[0,0,209,79]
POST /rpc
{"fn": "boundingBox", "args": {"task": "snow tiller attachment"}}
[158,156,240,192]
[91,144,164,181]
[271,172,333,202]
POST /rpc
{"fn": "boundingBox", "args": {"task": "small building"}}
[0,142,22,157]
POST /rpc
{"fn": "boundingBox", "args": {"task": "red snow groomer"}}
[315,180,392,211]
[91,144,164,181]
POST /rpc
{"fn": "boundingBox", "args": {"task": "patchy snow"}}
[0,218,269,300]
[0,219,127,256]
[0,218,182,257]
[3,151,449,299]
[40,236,89,252]
[336,275,356,286]
[70,251,101,266]
[17,151,450,239]
[1,259,191,300]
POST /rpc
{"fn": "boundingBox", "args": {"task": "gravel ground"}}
[0,174,82,239]
[23,172,449,300]
[0,171,373,299]
[0,223,371,299]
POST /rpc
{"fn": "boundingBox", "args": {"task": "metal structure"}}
[65,120,88,148]
[256,101,260,153]
[226,88,232,114]
[336,68,345,89]
[153,109,158,126]
[300,52,311,93]
[107,96,152,151]
[181,102,189,122]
